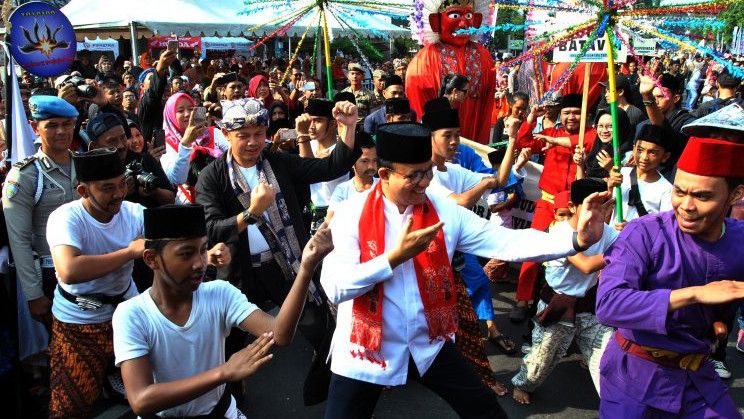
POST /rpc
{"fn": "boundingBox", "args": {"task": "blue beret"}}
[29,95,79,120]
[138,68,155,84]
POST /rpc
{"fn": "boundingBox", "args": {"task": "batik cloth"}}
[49,318,113,419]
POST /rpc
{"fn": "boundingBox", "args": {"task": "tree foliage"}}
[719,0,744,37]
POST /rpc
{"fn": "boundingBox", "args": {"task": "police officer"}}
[2,96,79,326]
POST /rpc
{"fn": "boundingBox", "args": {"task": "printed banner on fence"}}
[553,36,627,63]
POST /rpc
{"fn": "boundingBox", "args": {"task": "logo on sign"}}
[8,1,76,77]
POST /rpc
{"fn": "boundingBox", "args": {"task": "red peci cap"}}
[677,137,744,178]
[554,190,570,210]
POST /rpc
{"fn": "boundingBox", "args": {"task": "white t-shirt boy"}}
[47,200,144,324]
[544,221,619,298]
[113,280,258,418]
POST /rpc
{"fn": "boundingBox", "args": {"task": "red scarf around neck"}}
[352,182,458,355]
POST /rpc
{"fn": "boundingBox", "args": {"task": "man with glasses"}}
[320,122,611,418]
[3,96,80,328]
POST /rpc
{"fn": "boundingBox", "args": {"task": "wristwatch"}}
[572,231,589,252]
[242,209,259,225]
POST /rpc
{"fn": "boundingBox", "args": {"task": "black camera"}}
[64,75,97,98]
[124,161,157,193]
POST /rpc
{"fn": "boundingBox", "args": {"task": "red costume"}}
[406,3,495,144]
[513,121,596,302]
[542,62,607,112]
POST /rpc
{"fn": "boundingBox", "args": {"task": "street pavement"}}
[98,279,744,419]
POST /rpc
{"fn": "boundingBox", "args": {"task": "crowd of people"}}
[0,16,743,418]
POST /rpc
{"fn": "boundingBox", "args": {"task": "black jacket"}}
[195,141,360,286]
[137,60,182,142]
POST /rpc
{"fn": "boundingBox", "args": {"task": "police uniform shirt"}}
[2,150,78,301]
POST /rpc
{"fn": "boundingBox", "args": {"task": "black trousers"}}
[226,259,334,405]
[324,341,508,419]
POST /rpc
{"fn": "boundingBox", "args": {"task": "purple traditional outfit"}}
[596,210,744,418]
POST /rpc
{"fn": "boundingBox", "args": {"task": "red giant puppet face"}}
[429,2,483,47]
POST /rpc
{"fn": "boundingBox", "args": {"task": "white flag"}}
[2,45,36,164]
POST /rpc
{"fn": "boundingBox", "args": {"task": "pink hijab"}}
[163,92,208,151]
[248,75,272,109]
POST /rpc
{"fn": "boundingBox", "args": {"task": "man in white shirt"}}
[608,124,674,231]
[422,97,529,391]
[321,122,611,418]
[297,98,350,228]
[113,204,334,418]
[46,149,146,418]
[327,131,378,219]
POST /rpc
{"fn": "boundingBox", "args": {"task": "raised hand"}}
[576,191,613,249]
[513,147,532,172]
[221,332,275,382]
[596,150,613,172]
[388,217,444,268]
[638,74,656,97]
[295,113,312,135]
[57,83,79,106]
[505,116,521,140]
[207,243,231,269]
[156,49,178,74]
[181,111,207,147]
[148,143,166,160]
[249,182,276,216]
[333,101,358,128]
[302,222,334,269]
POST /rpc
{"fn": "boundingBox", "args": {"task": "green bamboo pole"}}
[321,9,334,99]
[604,28,624,223]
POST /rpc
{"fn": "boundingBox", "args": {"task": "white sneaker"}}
[711,360,732,379]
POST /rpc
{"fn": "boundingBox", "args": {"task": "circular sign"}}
[8,1,76,77]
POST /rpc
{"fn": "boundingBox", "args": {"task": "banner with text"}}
[553,37,627,63]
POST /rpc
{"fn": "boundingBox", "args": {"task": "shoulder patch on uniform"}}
[12,155,36,170]
[4,180,19,200]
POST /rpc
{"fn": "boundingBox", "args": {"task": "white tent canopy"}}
[60,0,407,38]
[200,37,254,59]
[76,36,120,58]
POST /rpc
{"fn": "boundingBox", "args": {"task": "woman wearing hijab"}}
[159,92,229,203]
[582,107,634,179]
[250,73,294,111]
[268,101,291,137]
[248,75,273,109]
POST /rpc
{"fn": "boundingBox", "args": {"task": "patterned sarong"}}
[453,275,501,392]
[49,317,113,419]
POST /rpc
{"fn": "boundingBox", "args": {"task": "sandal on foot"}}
[489,382,508,396]
[488,334,517,355]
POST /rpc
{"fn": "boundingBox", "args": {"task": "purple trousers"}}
[600,383,741,418]
[599,339,742,419]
